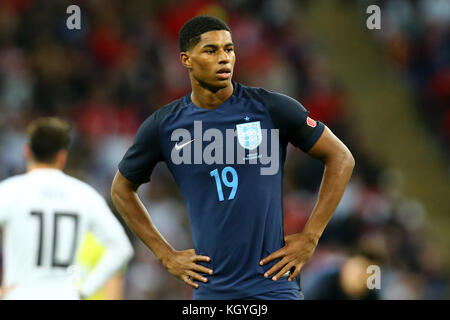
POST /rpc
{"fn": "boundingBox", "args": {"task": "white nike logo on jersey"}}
[175,139,195,150]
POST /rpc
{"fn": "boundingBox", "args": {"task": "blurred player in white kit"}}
[0,117,134,300]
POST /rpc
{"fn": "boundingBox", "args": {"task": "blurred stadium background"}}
[0,0,448,299]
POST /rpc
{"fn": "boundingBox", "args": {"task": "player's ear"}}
[180,51,192,69]
[23,144,32,161]
[56,150,68,169]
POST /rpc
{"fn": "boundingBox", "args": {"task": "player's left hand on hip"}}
[259,232,318,282]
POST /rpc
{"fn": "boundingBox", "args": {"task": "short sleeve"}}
[118,112,163,184]
[261,90,325,152]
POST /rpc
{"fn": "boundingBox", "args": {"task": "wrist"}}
[302,229,321,246]
[158,246,176,266]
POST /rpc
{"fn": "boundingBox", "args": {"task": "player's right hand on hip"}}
[163,249,213,289]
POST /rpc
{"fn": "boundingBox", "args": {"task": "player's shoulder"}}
[141,97,186,127]
[0,173,30,193]
[60,173,104,201]
[238,82,297,107]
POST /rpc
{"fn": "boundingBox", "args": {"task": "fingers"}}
[182,274,199,289]
[266,261,305,282]
[263,257,305,281]
[192,255,211,263]
[264,257,289,279]
[273,262,294,281]
[182,270,210,289]
[176,251,213,289]
[191,263,214,275]
[187,271,208,284]
[260,249,284,266]
[288,263,304,282]
[190,254,213,275]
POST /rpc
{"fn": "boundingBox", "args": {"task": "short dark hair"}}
[27,117,71,163]
[179,15,231,52]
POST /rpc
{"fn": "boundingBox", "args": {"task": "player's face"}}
[183,30,235,90]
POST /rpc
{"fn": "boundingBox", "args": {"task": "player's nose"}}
[218,49,231,64]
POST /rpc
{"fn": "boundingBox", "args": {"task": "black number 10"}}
[30,211,79,268]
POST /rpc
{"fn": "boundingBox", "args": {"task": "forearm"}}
[111,184,174,264]
[302,151,355,242]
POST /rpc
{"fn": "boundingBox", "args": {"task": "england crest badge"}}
[236,121,262,150]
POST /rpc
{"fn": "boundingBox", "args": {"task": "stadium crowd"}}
[0,0,448,299]
[371,0,449,161]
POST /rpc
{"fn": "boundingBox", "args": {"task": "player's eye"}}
[226,48,234,52]
[205,49,215,54]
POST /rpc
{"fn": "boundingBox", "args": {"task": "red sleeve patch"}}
[306,117,317,128]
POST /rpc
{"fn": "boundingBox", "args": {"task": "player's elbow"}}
[327,147,355,173]
[343,149,355,171]
[123,240,134,263]
[113,236,135,265]
[341,149,355,176]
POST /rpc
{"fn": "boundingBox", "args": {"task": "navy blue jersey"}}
[119,82,325,299]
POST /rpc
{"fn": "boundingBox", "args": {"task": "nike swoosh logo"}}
[174,139,195,150]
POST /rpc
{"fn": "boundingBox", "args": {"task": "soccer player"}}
[0,117,134,300]
[111,15,355,300]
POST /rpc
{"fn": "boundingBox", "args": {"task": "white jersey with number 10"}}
[0,169,134,299]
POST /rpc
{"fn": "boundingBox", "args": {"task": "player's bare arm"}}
[260,126,355,281]
[111,171,213,289]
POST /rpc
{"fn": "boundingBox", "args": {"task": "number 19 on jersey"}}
[210,167,238,201]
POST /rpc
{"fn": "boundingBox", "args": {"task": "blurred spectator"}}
[303,254,380,300]
[373,0,450,160]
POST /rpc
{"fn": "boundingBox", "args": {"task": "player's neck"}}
[190,80,233,109]
[27,162,63,173]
